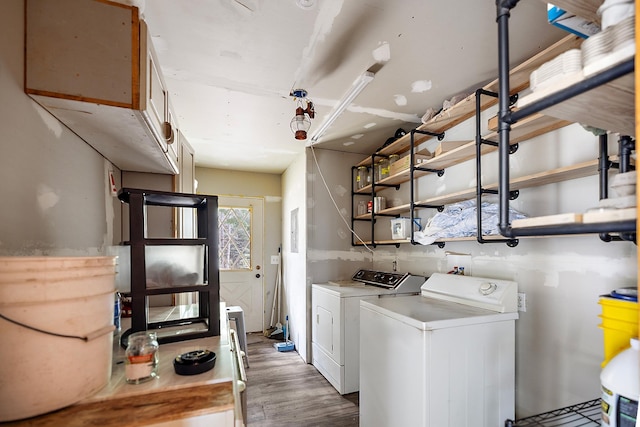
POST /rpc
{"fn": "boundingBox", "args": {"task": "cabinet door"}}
[146,50,169,151]
[312,288,342,363]
[25,0,135,106]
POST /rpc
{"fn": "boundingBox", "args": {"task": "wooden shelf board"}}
[518,62,635,137]
[424,114,571,170]
[583,207,636,223]
[512,213,583,228]
[483,113,572,144]
[414,159,600,208]
[507,159,600,189]
[417,188,476,207]
[377,203,411,216]
[512,208,636,229]
[357,34,582,164]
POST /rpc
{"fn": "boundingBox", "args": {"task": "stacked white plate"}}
[599,171,637,209]
[611,170,636,197]
[612,14,635,51]
[583,14,635,76]
[530,49,582,92]
[582,27,613,69]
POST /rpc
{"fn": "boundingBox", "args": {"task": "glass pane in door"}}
[218,206,252,270]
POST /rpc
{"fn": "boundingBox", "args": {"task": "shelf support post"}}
[496,0,516,238]
[475,88,518,246]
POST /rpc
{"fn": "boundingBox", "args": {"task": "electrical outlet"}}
[517,292,527,312]
[270,255,280,265]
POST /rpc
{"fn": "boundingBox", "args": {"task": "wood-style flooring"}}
[245,333,359,427]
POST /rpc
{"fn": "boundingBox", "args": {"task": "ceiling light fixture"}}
[290,89,315,140]
[310,71,375,143]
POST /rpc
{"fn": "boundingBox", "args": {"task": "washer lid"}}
[361,295,518,331]
[313,283,396,298]
[420,273,518,313]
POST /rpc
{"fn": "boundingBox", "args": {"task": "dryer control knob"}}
[479,282,497,295]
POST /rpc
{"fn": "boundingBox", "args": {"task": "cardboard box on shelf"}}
[389,151,431,176]
[547,4,600,39]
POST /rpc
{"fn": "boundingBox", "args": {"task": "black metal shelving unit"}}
[350,154,402,248]
[505,398,601,427]
[495,0,636,241]
[475,87,520,247]
[118,187,220,345]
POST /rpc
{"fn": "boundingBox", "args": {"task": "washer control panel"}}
[421,273,518,313]
[352,269,425,293]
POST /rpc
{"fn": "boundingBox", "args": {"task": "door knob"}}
[256,273,261,278]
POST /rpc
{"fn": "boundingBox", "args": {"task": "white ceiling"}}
[138,0,566,174]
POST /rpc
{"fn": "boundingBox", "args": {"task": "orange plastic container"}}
[599,296,638,367]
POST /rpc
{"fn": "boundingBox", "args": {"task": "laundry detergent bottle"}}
[600,338,639,426]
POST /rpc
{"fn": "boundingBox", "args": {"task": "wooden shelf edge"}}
[512,208,636,229]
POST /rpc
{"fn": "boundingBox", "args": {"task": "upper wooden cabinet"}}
[25,0,178,174]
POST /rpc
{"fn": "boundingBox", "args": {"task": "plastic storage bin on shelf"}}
[598,288,638,367]
[390,217,422,240]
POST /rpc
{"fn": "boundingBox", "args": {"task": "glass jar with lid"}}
[356,166,369,190]
[373,161,382,183]
[388,154,399,166]
[379,158,390,181]
[125,331,159,384]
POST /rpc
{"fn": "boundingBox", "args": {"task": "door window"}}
[218,206,252,270]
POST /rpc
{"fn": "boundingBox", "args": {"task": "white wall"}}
[195,167,282,332]
[0,0,121,256]
[281,153,309,361]
[305,147,375,356]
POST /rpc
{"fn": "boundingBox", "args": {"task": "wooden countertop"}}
[4,312,237,426]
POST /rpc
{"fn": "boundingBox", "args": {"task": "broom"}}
[265,248,283,337]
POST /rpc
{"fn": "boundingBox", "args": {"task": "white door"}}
[218,196,264,332]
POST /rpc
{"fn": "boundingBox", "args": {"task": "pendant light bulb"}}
[291,106,311,140]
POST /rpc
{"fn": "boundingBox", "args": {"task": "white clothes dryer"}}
[359,273,519,427]
[312,269,425,394]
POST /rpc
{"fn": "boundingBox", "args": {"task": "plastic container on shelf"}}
[599,290,638,367]
[391,217,422,239]
[600,338,639,426]
[0,256,117,422]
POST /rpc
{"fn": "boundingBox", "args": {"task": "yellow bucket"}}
[599,296,638,367]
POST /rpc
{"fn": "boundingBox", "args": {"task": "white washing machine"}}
[312,270,425,395]
[359,273,519,427]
